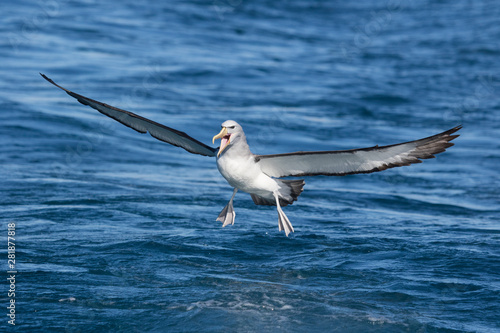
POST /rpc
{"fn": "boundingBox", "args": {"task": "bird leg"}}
[273,192,294,237]
[216,188,238,227]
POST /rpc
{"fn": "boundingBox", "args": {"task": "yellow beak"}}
[212,127,229,157]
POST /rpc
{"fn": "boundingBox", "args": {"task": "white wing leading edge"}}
[255,126,461,178]
[41,74,217,157]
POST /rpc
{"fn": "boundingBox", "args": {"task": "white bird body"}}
[217,153,279,198]
[212,120,298,234]
[215,123,278,198]
[41,74,461,237]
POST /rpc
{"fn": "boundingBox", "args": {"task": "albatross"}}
[41,74,461,236]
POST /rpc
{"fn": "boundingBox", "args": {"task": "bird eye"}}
[229,126,235,129]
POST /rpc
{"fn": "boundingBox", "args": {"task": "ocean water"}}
[1,0,499,332]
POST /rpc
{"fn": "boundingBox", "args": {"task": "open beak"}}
[212,127,230,157]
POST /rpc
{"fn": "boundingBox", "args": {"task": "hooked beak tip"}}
[213,127,227,144]
[213,127,230,157]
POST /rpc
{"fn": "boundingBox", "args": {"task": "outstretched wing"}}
[40,74,217,157]
[255,126,461,177]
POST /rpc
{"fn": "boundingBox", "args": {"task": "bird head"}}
[212,120,243,157]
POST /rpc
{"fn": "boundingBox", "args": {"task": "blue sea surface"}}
[1,0,499,332]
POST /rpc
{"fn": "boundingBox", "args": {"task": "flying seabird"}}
[41,74,461,236]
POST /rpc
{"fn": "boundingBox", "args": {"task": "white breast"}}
[216,149,279,195]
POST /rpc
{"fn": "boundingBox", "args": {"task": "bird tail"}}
[279,179,305,206]
[250,179,305,207]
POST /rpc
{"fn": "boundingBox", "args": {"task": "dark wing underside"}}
[255,126,461,177]
[41,74,217,157]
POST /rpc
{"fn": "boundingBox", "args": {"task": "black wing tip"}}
[423,124,462,140]
[40,72,53,84]
[442,125,462,142]
[40,73,58,86]
[447,124,462,136]
[40,73,71,94]
[438,124,462,144]
[409,124,462,162]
